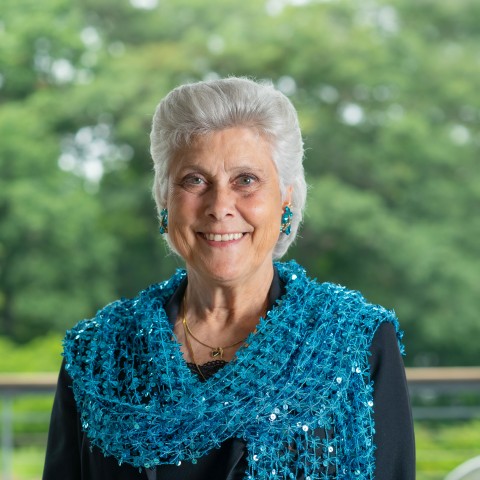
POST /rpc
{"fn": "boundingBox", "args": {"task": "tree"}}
[1,0,479,364]
[0,0,120,340]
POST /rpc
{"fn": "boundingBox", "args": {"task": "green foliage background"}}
[1,0,479,366]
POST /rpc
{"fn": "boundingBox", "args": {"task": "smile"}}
[202,233,245,242]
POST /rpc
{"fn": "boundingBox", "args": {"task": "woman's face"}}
[167,127,289,284]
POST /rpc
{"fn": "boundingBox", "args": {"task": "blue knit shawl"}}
[63,260,402,479]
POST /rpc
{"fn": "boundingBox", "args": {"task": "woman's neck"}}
[174,262,275,365]
[184,262,274,329]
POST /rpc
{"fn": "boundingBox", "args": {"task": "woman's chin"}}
[187,256,271,285]
[194,262,248,284]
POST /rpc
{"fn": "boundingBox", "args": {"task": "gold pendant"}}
[211,347,224,359]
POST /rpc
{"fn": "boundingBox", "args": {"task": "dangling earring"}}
[280,205,293,235]
[159,208,168,234]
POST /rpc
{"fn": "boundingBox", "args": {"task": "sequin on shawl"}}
[63,261,403,479]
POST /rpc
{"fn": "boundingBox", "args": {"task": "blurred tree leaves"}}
[0,101,119,340]
[0,0,479,365]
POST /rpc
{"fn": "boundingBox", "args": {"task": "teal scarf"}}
[63,261,402,479]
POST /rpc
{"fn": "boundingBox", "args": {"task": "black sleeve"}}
[43,359,83,480]
[369,322,416,479]
[43,361,149,480]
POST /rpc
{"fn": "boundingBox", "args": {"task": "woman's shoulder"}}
[64,268,186,348]
[322,281,397,326]
[276,260,400,333]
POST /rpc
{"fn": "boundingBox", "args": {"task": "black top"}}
[43,271,415,479]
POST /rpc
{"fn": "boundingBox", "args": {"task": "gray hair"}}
[150,76,306,259]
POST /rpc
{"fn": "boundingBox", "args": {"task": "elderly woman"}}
[44,77,415,479]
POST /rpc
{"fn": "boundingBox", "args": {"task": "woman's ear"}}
[282,186,293,207]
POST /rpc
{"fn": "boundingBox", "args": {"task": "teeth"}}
[204,233,243,242]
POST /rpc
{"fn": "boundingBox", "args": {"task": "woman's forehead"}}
[169,127,276,174]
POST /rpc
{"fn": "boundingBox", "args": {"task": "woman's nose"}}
[204,185,235,220]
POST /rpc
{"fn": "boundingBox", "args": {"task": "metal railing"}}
[0,373,57,480]
[407,367,480,420]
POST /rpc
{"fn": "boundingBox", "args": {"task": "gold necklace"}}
[181,314,207,381]
[182,297,248,360]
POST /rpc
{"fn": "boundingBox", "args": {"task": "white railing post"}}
[1,395,13,480]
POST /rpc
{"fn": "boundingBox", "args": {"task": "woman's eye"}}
[184,175,205,185]
[236,175,256,186]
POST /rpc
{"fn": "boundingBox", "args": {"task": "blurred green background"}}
[1,0,479,478]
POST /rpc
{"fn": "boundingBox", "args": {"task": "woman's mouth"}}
[202,233,245,242]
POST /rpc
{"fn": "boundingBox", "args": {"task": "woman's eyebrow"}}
[172,164,209,175]
[174,164,267,176]
[229,165,266,174]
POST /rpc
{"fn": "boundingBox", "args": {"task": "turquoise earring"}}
[159,208,168,234]
[280,205,293,235]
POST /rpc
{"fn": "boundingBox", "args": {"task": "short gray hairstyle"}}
[150,76,306,259]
